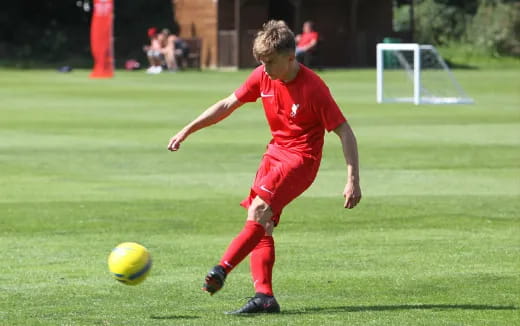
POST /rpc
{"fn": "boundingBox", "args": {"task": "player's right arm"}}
[167,93,243,151]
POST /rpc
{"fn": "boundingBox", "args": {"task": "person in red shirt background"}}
[167,20,361,314]
[143,27,164,74]
[295,20,319,63]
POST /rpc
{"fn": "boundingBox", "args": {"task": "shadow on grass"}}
[444,59,479,70]
[150,315,200,320]
[282,304,517,315]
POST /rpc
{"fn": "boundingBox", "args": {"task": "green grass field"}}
[1,68,519,325]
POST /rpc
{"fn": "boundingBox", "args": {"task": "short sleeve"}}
[314,85,346,132]
[234,66,263,103]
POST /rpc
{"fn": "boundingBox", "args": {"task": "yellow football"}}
[108,242,152,285]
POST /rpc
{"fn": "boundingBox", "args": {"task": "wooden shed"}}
[172,0,393,68]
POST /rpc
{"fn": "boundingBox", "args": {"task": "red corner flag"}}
[90,0,114,78]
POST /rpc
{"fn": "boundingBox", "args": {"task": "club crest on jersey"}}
[290,104,300,117]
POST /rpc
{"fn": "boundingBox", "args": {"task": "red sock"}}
[250,235,275,296]
[219,220,265,274]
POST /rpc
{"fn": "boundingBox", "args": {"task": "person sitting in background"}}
[295,21,318,63]
[171,33,190,69]
[161,29,190,71]
[159,29,178,72]
[143,27,164,74]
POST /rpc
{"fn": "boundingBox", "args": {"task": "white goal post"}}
[376,43,474,105]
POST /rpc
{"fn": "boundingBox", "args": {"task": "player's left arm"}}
[333,121,362,209]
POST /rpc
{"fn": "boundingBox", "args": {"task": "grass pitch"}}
[0,68,519,325]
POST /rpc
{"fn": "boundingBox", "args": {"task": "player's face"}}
[260,52,294,81]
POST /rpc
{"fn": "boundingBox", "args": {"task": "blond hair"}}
[253,20,295,61]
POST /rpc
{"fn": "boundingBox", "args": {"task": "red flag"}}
[90,0,114,78]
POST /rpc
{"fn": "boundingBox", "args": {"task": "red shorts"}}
[240,144,320,226]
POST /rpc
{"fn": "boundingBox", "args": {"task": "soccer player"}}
[167,20,361,314]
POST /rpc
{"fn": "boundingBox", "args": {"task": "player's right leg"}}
[224,220,280,314]
[250,221,275,297]
[225,293,280,314]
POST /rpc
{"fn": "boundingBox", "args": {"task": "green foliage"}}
[413,0,472,44]
[438,43,520,68]
[433,0,479,14]
[466,1,520,56]
[393,4,412,33]
[2,2,91,65]
[411,0,520,57]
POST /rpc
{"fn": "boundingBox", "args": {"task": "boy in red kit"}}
[167,20,361,314]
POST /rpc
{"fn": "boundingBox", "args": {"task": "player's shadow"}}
[150,315,200,320]
[282,304,517,315]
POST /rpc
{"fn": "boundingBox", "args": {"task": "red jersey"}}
[297,31,318,48]
[234,64,346,160]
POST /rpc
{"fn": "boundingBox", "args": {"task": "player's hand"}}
[167,130,188,151]
[343,181,361,209]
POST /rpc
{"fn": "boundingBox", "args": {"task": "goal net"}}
[376,43,473,105]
